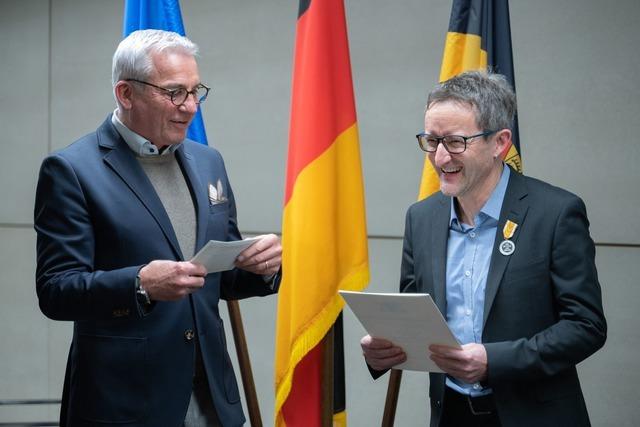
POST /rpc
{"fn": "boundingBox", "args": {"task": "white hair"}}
[111,29,199,86]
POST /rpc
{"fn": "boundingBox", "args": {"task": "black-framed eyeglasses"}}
[416,130,497,154]
[125,79,210,106]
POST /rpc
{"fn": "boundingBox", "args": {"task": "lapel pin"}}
[499,219,518,256]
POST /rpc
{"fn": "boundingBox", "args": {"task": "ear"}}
[114,81,134,110]
[493,129,512,159]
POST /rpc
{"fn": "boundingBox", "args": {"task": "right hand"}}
[138,260,207,301]
[360,335,407,371]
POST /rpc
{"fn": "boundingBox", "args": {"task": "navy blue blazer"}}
[34,117,277,427]
[399,169,606,427]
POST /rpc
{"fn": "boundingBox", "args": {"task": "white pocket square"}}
[208,179,228,205]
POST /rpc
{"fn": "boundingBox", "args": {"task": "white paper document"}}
[339,291,460,372]
[191,237,259,274]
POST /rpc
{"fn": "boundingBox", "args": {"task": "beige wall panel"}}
[511,0,640,244]
[579,246,640,426]
[0,0,50,224]
[45,320,71,421]
[0,228,50,423]
[50,0,121,152]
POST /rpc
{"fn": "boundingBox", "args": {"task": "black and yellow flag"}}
[419,0,522,200]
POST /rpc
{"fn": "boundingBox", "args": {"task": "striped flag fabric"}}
[274,0,370,425]
[123,0,208,145]
[418,0,522,200]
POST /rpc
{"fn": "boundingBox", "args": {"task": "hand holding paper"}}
[191,234,282,276]
[360,335,407,372]
[429,342,488,383]
[340,291,460,372]
[234,234,282,276]
[191,238,259,274]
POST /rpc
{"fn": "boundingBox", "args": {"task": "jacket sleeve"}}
[34,154,141,321]
[484,195,607,383]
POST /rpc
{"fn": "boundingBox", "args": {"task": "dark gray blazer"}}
[400,168,606,427]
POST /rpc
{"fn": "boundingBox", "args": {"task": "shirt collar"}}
[450,164,511,228]
[111,110,180,157]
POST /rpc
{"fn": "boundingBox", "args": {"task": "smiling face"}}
[425,100,507,211]
[118,50,200,149]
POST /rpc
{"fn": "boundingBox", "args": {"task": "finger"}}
[430,354,476,380]
[187,261,208,277]
[238,234,281,262]
[367,352,407,371]
[236,250,280,270]
[361,335,395,349]
[364,346,405,359]
[429,355,460,376]
[262,255,282,273]
[429,344,464,360]
[236,235,271,260]
[177,276,205,290]
[177,261,207,277]
[429,344,460,353]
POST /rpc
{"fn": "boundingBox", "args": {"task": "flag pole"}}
[227,300,262,427]
[321,326,335,426]
[381,370,403,427]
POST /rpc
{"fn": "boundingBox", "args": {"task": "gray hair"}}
[112,29,199,86]
[426,70,516,132]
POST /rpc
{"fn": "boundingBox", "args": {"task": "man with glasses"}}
[34,29,281,427]
[361,71,606,426]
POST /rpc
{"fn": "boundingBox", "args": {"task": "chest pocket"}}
[205,201,230,242]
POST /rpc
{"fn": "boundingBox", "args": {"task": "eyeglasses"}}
[416,130,496,154]
[125,79,210,106]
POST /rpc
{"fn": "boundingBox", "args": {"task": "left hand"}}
[235,234,282,276]
[429,343,488,384]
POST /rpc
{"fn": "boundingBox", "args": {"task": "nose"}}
[180,94,199,114]
[432,142,451,166]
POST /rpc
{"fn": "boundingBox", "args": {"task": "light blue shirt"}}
[444,165,510,396]
[111,110,180,157]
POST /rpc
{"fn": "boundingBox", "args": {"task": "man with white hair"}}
[35,29,281,427]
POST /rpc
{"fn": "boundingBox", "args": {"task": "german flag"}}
[274,0,370,426]
[418,0,522,200]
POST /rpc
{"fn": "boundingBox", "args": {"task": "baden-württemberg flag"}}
[418,0,522,200]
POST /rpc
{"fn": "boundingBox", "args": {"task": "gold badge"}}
[499,220,518,256]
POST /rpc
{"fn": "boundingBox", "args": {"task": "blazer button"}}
[184,329,195,341]
[435,400,442,408]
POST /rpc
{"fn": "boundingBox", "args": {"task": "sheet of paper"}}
[339,291,460,372]
[191,237,259,274]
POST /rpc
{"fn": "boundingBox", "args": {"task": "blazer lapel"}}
[483,171,530,327]
[97,118,183,259]
[175,144,209,252]
[430,195,450,314]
